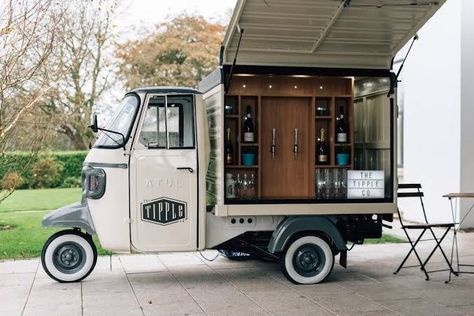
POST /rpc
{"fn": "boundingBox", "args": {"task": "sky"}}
[117,0,237,41]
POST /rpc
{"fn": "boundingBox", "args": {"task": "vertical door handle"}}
[271,128,277,160]
[293,128,299,159]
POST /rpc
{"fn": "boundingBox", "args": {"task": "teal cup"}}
[336,153,350,166]
[242,153,256,166]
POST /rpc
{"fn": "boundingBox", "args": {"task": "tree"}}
[0,0,65,202]
[40,0,117,150]
[0,0,63,152]
[116,14,225,89]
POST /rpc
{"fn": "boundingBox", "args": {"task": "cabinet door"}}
[261,97,313,198]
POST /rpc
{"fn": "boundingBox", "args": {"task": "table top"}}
[443,193,474,198]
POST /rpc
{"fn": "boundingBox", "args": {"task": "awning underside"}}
[224,0,445,69]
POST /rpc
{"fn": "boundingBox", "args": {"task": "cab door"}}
[130,94,198,252]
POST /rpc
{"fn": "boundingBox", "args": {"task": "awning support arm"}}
[311,0,350,53]
[388,34,419,96]
[225,26,244,94]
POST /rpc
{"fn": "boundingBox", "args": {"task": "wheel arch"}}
[268,216,346,254]
[42,202,96,235]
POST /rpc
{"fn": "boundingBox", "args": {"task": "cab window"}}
[139,95,195,149]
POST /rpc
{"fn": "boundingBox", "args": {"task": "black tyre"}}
[280,235,335,284]
[41,230,97,283]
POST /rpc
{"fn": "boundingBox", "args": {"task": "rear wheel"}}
[280,235,334,284]
[41,230,97,283]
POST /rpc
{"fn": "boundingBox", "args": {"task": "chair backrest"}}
[397,183,429,224]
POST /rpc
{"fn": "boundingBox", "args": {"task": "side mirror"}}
[90,114,98,133]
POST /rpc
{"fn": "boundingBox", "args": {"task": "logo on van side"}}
[141,197,187,225]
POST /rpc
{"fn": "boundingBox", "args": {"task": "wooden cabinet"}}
[224,75,354,202]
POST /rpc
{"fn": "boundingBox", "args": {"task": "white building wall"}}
[459,0,474,228]
[398,0,461,224]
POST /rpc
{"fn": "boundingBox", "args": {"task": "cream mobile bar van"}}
[41,0,445,284]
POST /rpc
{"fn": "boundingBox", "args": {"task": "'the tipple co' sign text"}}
[347,170,384,199]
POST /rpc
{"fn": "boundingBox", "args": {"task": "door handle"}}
[293,128,299,160]
[271,128,277,160]
[177,167,194,173]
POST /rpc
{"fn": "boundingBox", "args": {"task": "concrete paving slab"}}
[0,273,35,315]
[128,272,205,315]
[81,269,143,316]
[23,277,82,316]
[119,254,166,274]
[169,266,269,315]
[158,252,205,268]
[377,298,464,316]
[314,293,391,315]
[0,259,38,274]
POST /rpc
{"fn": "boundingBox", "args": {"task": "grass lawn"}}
[0,188,82,213]
[366,234,405,244]
[0,188,109,260]
[0,210,110,260]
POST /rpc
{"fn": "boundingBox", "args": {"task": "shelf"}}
[334,143,352,147]
[240,143,259,147]
[315,116,332,120]
[226,165,260,169]
[315,165,352,169]
[225,114,239,119]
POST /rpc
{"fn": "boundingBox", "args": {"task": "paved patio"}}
[2,230,474,316]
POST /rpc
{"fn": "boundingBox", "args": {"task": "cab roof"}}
[223,0,446,69]
[131,86,201,95]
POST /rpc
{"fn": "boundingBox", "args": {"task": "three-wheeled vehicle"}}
[41,0,445,284]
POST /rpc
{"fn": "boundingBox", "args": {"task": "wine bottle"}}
[243,105,255,143]
[317,128,329,164]
[336,106,348,143]
[225,128,233,165]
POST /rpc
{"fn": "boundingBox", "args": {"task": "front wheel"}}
[41,230,97,283]
[280,235,334,284]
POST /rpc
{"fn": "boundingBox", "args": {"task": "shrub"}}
[0,151,87,189]
[55,151,87,181]
[62,176,82,188]
[1,172,24,191]
[0,152,36,189]
[30,155,64,188]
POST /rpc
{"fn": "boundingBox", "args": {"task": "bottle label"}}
[337,133,347,143]
[244,132,254,142]
[318,155,328,163]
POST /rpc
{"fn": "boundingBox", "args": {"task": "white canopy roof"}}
[223,0,446,69]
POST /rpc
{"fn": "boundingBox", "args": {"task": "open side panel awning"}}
[223,0,446,69]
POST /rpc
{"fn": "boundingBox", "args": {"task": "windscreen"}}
[95,94,139,148]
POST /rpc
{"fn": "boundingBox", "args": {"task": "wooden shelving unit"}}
[224,95,261,200]
[225,75,354,202]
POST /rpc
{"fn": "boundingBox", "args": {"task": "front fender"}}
[268,216,346,253]
[42,202,96,235]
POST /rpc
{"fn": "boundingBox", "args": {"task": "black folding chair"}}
[394,183,456,280]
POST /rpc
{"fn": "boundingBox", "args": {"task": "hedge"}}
[0,151,87,189]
